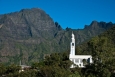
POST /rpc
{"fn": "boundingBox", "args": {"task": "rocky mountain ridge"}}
[0,8,114,64]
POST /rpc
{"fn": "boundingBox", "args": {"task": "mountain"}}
[75,24,115,54]
[0,8,114,65]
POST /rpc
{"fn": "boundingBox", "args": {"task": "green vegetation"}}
[0,8,114,64]
[0,52,73,77]
[0,9,115,77]
[75,26,115,77]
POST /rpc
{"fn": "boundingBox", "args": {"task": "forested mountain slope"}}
[72,25,115,77]
[0,8,114,64]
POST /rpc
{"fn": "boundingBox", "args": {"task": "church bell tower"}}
[70,32,75,56]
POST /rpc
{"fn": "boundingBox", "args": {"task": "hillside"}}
[0,26,115,77]
[76,25,115,55]
[71,25,115,77]
[0,8,114,64]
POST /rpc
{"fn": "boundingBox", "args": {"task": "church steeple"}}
[70,32,75,56]
[71,32,75,42]
[69,32,92,68]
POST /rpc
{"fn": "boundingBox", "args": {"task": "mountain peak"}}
[90,21,99,28]
[0,8,58,39]
[84,21,114,30]
[20,8,44,13]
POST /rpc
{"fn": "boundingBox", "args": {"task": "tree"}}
[6,64,21,76]
[0,63,6,76]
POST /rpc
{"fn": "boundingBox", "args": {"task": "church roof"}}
[70,55,92,59]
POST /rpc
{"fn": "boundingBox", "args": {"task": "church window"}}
[72,43,74,46]
[87,58,90,63]
[79,64,81,66]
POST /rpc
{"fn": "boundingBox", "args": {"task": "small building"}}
[19,61,31,72]
[19,65,31,73]
[69,32,93,68]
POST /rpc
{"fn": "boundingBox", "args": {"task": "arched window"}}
[72,43,74,46]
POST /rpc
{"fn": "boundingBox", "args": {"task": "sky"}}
[0,0,115,29]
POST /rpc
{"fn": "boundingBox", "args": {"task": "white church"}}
[69,32,93,68]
